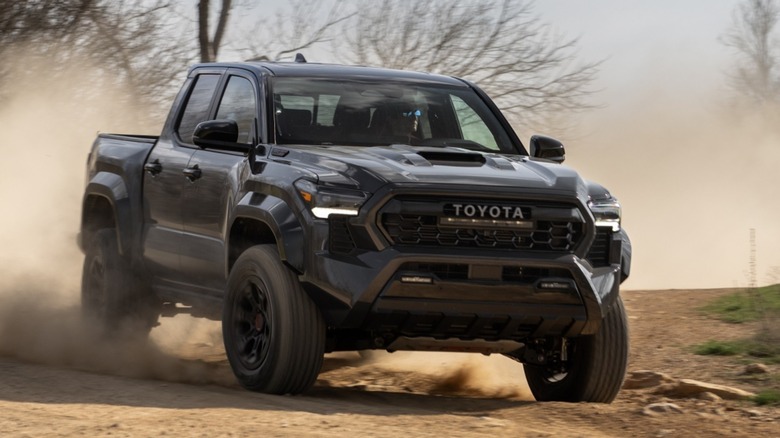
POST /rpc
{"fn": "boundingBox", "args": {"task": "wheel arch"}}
[229,193,305,274]
[80,172,131,255]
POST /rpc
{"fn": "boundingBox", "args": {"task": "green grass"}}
[694,339,780,364]
[701,284,780,323]
[694,340,741,356]
[753,389,780,406]
[695,339,780,406]
[697,285,780,405]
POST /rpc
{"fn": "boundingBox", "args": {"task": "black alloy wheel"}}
[222,244,326,395]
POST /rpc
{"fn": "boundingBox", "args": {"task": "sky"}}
[534,0,741,105]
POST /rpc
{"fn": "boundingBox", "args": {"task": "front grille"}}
[378,196,584,252]
[585,227,612,267]
[382,214,582,251]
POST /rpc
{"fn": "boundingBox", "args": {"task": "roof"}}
[189,61,469,87]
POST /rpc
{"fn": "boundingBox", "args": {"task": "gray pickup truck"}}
[79,58,632,402]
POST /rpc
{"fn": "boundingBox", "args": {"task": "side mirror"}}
[194,119,239,144]
[529,135,565,164]
[193,119,253,153]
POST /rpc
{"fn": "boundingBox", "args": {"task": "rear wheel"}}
[523,296,629,403]
[222,245,326,394]
[81,228,160,336]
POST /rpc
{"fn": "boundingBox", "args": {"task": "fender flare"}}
[232,192,305,273]
[81,172,133,256]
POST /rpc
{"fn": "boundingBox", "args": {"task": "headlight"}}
[294,179,367,219]
[588,196,621,231]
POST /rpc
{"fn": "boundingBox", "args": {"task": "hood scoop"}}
[416,150,486,167]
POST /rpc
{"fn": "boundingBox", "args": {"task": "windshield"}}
[271,78,516,153]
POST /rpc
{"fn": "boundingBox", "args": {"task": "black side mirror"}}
[193,119,252,153]
[193,119,239,145]
[529,135,565,164]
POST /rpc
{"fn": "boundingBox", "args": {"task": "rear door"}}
[142,71,223,290]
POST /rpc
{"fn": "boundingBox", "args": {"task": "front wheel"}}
[222,245,326,394]
[523,296,629,403]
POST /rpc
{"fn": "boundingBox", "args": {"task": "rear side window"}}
[216,76,257,144]
[177,74,220,144]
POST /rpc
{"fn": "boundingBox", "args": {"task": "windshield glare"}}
[271,78,515,153]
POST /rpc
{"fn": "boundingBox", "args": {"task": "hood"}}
[271,144,586,195]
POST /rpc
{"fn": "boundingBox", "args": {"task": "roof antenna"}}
[294,53,307,63]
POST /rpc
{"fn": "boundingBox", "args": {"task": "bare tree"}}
[198,0,232,62]
[721,0,780,106]
[0,0,92,81]
[83,1,191,107]
[340,0,600,129]
[0,1,191,122]
[0,0,93,43]
[241,0,353,62]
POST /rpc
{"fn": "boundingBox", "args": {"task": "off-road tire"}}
[81,228,160,336]
[222,244,326,395]
[523,296,629,403]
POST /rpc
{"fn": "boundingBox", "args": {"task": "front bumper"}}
[302,241,621,338]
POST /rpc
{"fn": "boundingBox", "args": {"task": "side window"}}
[450,95,499,150]
[216,76,257,144]
[177,74,220,144]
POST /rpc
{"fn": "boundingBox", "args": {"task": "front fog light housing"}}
[294,179,367,219]
[588,197,621,231]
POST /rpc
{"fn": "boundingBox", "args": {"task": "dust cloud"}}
[353,351,534,400]
[0,51,235,387]
[565,83,780,290]
[423,354,532,399]
[0,282,234,386]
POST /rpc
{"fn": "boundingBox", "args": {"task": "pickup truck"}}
[79,58,632,402]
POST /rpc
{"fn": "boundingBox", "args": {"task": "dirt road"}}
[0,288,778,437]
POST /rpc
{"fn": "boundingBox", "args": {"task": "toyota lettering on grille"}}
[441,203,534,229]
[451,204,525,219]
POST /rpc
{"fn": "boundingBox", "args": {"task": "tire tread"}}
[223,245,324,395]
[523,296,629,403]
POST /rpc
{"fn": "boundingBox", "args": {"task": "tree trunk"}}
[198,0,212,62]
[198,0,232,62]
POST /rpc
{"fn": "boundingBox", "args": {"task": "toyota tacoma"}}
[79,58,632,402]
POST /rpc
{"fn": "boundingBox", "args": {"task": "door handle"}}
[182,165,202,181]
[144,160,162,175]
